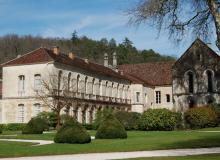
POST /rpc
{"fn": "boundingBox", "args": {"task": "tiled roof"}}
[1,48,129,81]
[119,61,175,86]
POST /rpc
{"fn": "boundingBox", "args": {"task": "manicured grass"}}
[0,129,220,157]
[123,154,220,160]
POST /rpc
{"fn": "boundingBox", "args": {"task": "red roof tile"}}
[1,48,129,81]
[119,61,175,86]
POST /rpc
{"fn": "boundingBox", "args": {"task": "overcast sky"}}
[0,0,218,57]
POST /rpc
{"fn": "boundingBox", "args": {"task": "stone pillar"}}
[85,107,90,124]
[77,107,82,123]
[92,107,97,122]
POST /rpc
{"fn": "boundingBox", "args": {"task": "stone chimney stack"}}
[53,46,60,55]
[104,53,108,67]
[113,52,117,67]
[68,52,75,59]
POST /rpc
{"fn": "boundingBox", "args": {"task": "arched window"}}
[92,78,95,95]
[76,74,80,93]
[207,70,213,92]
[17,104,25,123]
[85,76,88,94]
[122,85,125,99]
[18,75,25,96]
[116,84,119,98]
[67,72,71,91]
[105,81,108,96]
[58,70,62,91]
[111,83,114,97]
[34,74,41,91]
[187,72,194,93]
[99,80,102,95]
[33,103,41,117]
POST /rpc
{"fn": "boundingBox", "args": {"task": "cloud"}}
[41,13,128,38]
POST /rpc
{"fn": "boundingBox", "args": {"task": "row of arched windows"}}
[186,70,214,94]
[58,71,129,99]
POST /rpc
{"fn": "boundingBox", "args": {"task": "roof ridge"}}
[119,61,175,66]
[1,47,46,66]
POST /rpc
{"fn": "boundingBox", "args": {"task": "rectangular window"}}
[18,75,25,96]
[136,92,140,103]
[166,94,170,103]
[18,104,25,123]
[33,103,41,117]
[156,91,161,104]
[34,74,41,91]
[145,93,148,103]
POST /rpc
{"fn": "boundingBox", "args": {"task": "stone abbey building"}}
[0,38,219,124]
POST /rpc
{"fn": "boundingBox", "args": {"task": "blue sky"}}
[0,0,218,57]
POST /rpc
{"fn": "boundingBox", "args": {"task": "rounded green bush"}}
[114,111,141,130]
[22,117,48,134]
[54,119,91,144]
[95,114,127,139]
[139,108,178,131]
[185,106,218,129]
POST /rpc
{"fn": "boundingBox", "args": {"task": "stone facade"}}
[172,39,220,112]
[0,48,131,124]
[1,39,218,124]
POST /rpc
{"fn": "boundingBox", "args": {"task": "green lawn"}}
[0,128,220,158]
[123,154,220,160]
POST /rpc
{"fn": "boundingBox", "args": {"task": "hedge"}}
[22,117,48,134]
[138,108,178,131]
[114,111,141,130]
[93,108,113,130]
[185,106,218,129]
[95,113,127,139]
[54,119,91,144]
[2,123,26,131]
[36,111,57,128]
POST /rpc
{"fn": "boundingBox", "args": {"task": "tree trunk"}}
[56,110,61,130]
[208,0,220,50]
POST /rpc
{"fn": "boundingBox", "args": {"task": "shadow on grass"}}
[168,134,220,149]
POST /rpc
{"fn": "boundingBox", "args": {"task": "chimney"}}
[53,46,60,55]
[104,53,108,67]
[68,52,75,59]
[113,52,117,67]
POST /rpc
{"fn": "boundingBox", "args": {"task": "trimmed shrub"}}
[114,111,141,130]
[0,124,3,134]
[3,123,26,131]
[185,106,218,129]
[95,113,127,139]
[82,124,93,130]
[54,119,91,144]
[139,108,178,131]
[22,117,48,134]
[173,112,184,130]
[93,108,113,130]
[210,103,220,124]
[36,111,57,128]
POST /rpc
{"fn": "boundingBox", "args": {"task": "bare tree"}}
[128,0,220,49]
[36,72,74,129]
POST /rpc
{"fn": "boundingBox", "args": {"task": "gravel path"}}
[1,147,220,160]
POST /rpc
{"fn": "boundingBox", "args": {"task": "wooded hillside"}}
[0,33,175,65]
